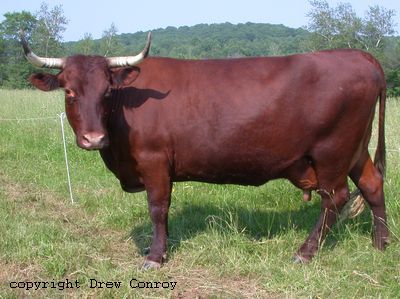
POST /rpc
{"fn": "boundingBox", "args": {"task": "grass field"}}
[0,89,399,298]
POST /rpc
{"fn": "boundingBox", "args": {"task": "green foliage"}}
[117,23,309,58]
[306,0,399,95]
[0,11,38,87]
[0,3,68,88]
[73,33,95,55]
[30,2,68,57]
[363,5,397,49]
[383,37,400,97]
[0,11,37,40]
[100,23,122,56]
[307,0,397,50]
[1,61,36,88]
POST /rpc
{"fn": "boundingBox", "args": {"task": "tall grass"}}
[0,90,399,298]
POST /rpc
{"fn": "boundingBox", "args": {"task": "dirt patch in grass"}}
[0,260,42,282]
[167,267,277,298]
[0,170,134,261]
[0,170,96,234]
[163,255,277,299]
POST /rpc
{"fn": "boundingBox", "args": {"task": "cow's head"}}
[20,31,151,150]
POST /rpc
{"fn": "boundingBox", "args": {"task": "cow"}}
[20,31,389,269]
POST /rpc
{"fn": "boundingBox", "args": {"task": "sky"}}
[0,0,399,42]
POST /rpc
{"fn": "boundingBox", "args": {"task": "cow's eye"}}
[66,96,76,105]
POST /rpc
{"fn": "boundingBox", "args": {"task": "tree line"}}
[0,1,399,95]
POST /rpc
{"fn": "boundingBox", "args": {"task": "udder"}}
[285,158,318,201]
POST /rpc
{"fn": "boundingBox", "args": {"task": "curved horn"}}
[19,30,65,69]
[106,32,151,68]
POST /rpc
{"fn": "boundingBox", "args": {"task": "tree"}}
[0,11,38,88]
[0,11,37,40]
[306,0,397,51]
[100,23,121,56]
[306,0,399,96]
[306,0,336,49]
[32,2,68,56]
[0,11,37,60]
[75,33,95,54]
[362,5,397,50]
[384,37,400,96]
[0,3,68,88]
[334,3,363,48]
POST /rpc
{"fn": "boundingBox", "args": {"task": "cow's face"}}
[29,60,140,150]
[20,31,151,150]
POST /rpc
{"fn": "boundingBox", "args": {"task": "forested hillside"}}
[65,22,310,58]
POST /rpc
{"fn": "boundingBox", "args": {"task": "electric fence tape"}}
[59,112,74,203]
[0,113,74,203]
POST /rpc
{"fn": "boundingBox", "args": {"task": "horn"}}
[106,32,151,68]
[19,30,65,69]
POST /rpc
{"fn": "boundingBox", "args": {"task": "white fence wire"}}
[0,113,74,203]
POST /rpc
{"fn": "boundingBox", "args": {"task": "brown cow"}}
[20,31,389,269]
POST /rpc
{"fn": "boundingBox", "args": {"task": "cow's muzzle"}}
[79,132,109,150]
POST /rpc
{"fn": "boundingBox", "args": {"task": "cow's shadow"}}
[130,191,373,258]
[111,86,170,109]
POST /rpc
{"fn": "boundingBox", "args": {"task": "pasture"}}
[0,89,399,298]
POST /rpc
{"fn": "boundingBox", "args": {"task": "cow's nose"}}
[81,132,107,149]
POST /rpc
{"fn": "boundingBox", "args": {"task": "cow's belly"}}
[175,171,274,186]
[119,179,145,193]
[173,149,298,186]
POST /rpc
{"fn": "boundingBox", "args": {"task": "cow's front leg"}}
[140,161,172,270]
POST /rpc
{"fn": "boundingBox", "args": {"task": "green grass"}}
[0,89,399,298]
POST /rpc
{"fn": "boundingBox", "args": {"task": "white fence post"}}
[59,112,74,203]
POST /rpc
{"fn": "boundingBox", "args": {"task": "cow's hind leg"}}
[294,180,349,263]
[350,154,389,250]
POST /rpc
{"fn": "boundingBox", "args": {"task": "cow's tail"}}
[339,86,386,221]
[373,87,386,177]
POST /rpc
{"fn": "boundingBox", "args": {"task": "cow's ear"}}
[110,67,140,87]
[29,73,60,91]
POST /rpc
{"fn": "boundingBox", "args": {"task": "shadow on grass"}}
[130,196,374,257]
[324,209,373,250]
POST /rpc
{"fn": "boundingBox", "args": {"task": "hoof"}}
[143,247,150,255]
[292,254,311,264]
[142,259,162,270]
[143,247,167,258]
[373,236,390,251]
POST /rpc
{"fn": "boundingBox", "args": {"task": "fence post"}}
[59,112,74,203]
